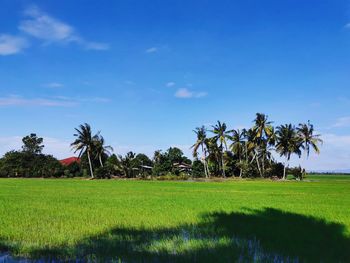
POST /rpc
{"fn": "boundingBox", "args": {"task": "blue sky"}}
[0,0,350,170]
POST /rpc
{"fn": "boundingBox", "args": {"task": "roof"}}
[60,157,81,166]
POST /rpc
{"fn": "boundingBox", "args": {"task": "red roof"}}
[60,157,81,166]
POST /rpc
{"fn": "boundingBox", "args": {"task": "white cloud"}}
[19,7,74,42]
[0,96,77,107]
[175,88,193,98]
[0,34,28,55]
[333,116,350,128]
[174,88,208,99]
[43,82,64,88]
[146,47,158,53]
[166,82,175,87]
[0,95,110,107]
[18,6,109,50]
[84,42,110,51]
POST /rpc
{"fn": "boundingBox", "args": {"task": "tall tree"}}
[210,121,231,177]
[229,129,246,177]
[191,126,209,178]
[252,113,274,177]
[276,124,302,180]
[71,123,96,179]
[93,134,113,167]
[22,133,44,154]
[297,121,323,158]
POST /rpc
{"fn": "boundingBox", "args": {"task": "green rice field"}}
[0,175,349,262]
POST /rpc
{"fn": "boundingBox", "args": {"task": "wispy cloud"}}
[345,23,350,29]
[174,88,207,99]
[166,82,176,87]
[0,95,110,107]
[0,34,28,55]
[0,96,77,107]
[18,6,109,50]
[43,82,64,88]
[333,116,350,128]
[145,47,158,53]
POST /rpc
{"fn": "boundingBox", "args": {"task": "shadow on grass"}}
[3,208,350,262]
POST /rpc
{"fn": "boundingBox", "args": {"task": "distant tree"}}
[71,123,96,179]
[152,147,190,176]
[252,113,274,177]
[210,121,231,177]
[93,134,113,167]
[276,124,302,179]
[229,129,246,177]
[22,133,44,154]
[119,151,136,177]
[0,151,63,178]
[297,121,323,158]
[191,126,209,178]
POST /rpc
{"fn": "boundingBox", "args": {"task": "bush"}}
[265,162,284,178]
[156,173,189,181]
[0,151,63,178]
[95,166,112,179]
[288,166,306,180]
[192,159,205,178]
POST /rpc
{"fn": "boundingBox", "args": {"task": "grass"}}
[0,175,350,262]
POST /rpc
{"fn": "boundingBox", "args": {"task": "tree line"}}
[192,113,322,179]
[0,113,322,180]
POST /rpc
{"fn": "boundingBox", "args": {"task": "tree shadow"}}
[3,208,350,262]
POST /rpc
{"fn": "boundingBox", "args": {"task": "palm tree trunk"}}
[283,161,288,180]
[87,150,94,178]
[262,154,265,177]
[255,157,262,178]
[201,145,208,178]
[254,150,263,177]
[99,155,104,167]
[239,156,242,178]
[222,150,226,178]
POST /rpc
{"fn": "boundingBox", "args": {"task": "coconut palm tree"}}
[71,123,96,179]
[297,121,323,158]
[253,113,273,143]
[252,113,274,177]
[276,124,302,180]
[205,137,221,176]
[210,121,231,177]
[229,129,246,177]
[93,134,114,167]
[191,126,209,178]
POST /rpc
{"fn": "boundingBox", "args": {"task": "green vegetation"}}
[0,113,323,180]
[0,176,349,261]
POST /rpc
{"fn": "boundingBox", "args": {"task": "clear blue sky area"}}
[0,0,349,170]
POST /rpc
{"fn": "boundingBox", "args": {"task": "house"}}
[60,157,80,166]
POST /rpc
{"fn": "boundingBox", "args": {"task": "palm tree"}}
[93,134,114,167]
[71,123,96,179]
[191,126,209,178]
[297,121,323,158]
[205,137,221,176]
[253,113,273,143]
[276,124,302,180]
[210,121,231,177]
[229,129,246,177]
[252,113,274,177]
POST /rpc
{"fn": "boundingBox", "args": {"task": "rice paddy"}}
[0,175,349,262]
